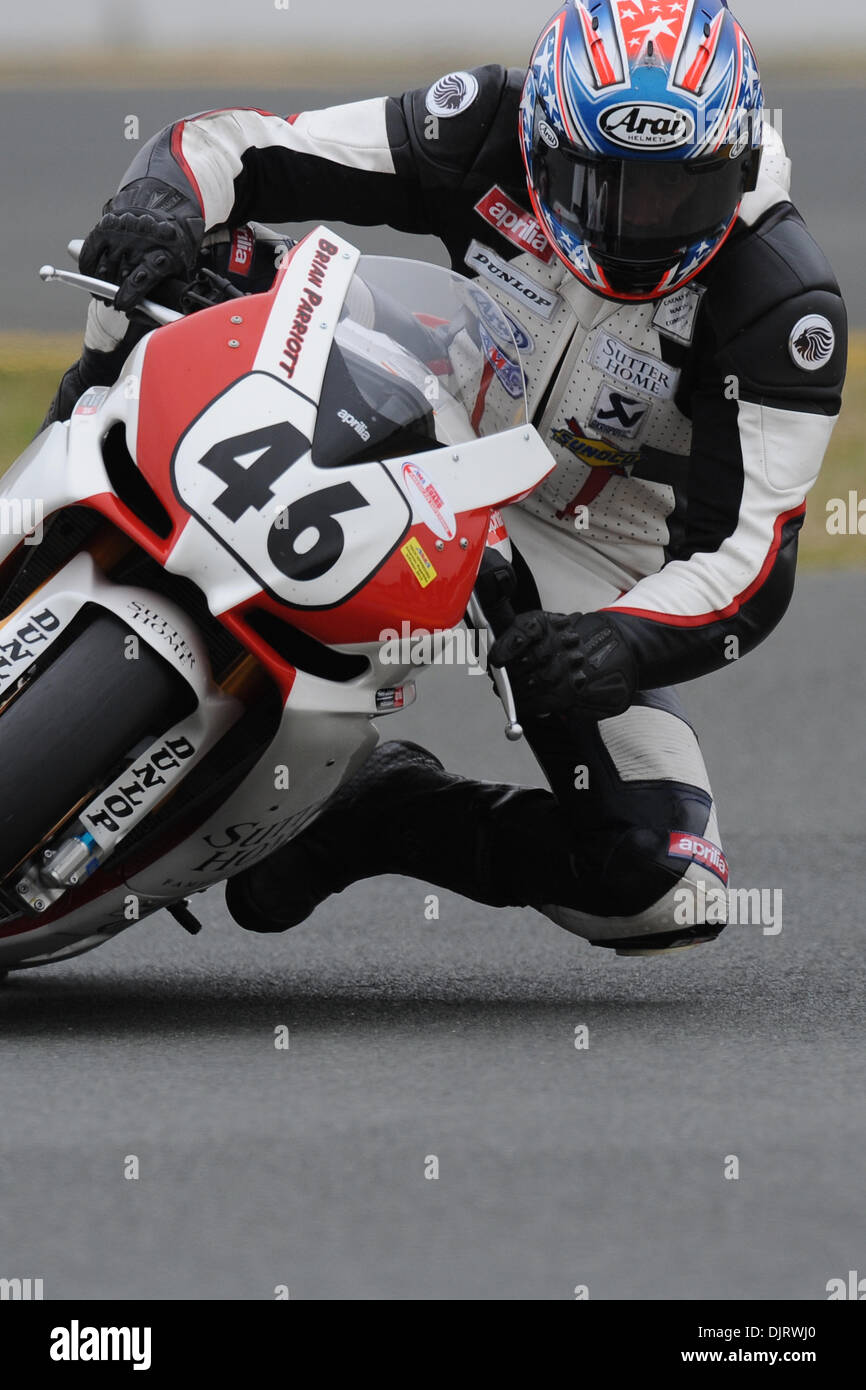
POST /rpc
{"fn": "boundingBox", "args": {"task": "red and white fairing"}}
[0,229,553,968]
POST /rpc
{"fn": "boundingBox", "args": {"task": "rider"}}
[47,2,847,955]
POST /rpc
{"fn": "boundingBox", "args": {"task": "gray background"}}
[4,0,866,55]
[2,85,863,330]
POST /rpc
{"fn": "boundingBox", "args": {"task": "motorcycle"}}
[0,226,554,973]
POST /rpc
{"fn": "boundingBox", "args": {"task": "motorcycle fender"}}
[0,550,234,711]
[124,699,379,899]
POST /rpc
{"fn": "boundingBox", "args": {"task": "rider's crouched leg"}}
[225,739,597,935]
[225,737,728,954]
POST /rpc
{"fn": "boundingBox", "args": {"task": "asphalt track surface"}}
[1,573,864,1301]
[1,84,864,330]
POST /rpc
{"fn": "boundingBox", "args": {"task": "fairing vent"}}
[245,608,370,683]
[101,423,174,540]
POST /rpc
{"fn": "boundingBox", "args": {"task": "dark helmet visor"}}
[533,141,754,266]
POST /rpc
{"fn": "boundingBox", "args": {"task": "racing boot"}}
[40,300,146,431]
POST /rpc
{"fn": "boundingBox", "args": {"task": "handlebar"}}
[39,240,242,326]
[38,262,184,327]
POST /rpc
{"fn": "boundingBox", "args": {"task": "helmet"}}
[519,1,764,301]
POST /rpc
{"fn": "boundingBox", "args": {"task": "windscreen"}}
[312,257,529,470]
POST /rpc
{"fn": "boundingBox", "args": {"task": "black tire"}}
[0,611,190,878]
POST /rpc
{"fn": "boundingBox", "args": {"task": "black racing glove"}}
[489,610,638,721]
[79,177,205,312]
[41,223,291,433]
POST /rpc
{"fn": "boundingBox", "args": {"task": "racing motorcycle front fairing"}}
[0,228,554,969]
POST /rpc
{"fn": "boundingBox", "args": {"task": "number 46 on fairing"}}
[171,371,411,610]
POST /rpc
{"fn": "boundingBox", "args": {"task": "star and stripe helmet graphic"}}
[520,1,764,301]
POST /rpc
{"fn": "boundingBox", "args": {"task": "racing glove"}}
[489,610,638,721]
[79,176,205,311]
[41,224,290,431]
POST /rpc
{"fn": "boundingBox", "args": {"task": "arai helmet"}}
[520,1,764,301]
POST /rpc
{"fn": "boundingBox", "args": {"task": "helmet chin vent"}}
[593,253,679,297]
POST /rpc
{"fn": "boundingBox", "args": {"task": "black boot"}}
[40,357,101,432]
[225,739,584,933]
[39,322,150,433]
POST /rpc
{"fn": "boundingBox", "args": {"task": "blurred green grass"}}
[0,335,82,466]
[798,336,866,568]
[1,332,863,568]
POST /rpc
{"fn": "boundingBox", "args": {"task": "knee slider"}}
[586,824,688,918]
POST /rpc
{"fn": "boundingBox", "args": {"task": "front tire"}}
[0,610,190,881]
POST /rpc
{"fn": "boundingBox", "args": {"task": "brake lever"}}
[466,592,524,744]
[62,239,248,321]
[39,263,183,326]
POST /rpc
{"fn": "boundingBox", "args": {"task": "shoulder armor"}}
[393,65,525,187]
[701,205,847,407]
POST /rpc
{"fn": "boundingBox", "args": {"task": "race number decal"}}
[172,372,412,609]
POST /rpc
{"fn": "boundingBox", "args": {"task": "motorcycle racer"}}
[47,1,847,955]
